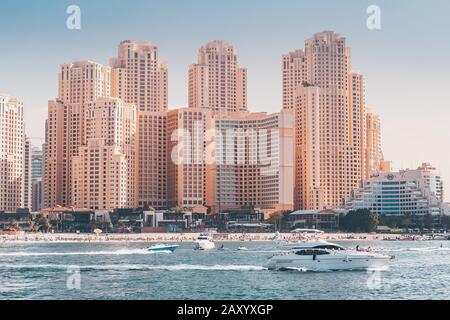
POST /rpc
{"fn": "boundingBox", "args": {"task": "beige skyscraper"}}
[0,94,25,211]
[72,98,136,210]
[45,61,110,208]
[111,40,169,209]
[110,40,168,112]
[366,111,382,177]
[286,31,373,210]
[205,110,295,214]
[167,108,213,208]
[282,50,306,110]
[189,41,247,114]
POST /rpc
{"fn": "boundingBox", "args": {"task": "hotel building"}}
[189,41,247,114]
[110,40,167,113]
[167,108,213,209]
[284,31,382,210]
[345,163,446,216]
[0,94,25,211]
[72,98,136,210]
[206,110,295,214]
[111,40,169,209]
[45,61,110,208]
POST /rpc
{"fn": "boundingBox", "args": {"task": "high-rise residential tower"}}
[366,111,383,177]
[282,50,306,111]
[45,61,110,208]
[23,136,32,209]
[110,40,169,209]
[167,108,213,209]
[110,40,168,113]
[205,110,295,214]
[72,97,136,210]
[286,31,373,210]
[189,41,247,114]
[0,94,25,211]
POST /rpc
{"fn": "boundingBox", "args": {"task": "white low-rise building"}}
[346,163,446,216]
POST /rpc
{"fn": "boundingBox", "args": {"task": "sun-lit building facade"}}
[285,31,379,210]
[167,108,213,208]
[137,111,168,209]
[0,94,25,211]
[206,110,295,214]
[189,41,247,114]
[72,98,136,210]
[45,61,111,208]
[111,40,169,209]
[110,40,167,113]
[366,111,383,177]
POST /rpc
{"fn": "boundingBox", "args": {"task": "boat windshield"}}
[295,249,330,256]
[197,237,209,240]
[313,245,345,251]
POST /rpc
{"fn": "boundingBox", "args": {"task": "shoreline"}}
[0,232,414,244]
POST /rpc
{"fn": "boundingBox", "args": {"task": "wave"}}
[0,263,267,272]
[0,248,168,257]
[370,247,450,253]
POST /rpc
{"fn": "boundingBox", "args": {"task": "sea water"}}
[0,240,449,300]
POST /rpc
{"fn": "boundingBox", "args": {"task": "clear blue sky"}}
[1,0,450,200]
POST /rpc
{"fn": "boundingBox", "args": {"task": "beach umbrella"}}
[94,228,103,236]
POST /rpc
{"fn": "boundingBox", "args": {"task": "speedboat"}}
[265,240,393,272]
[146,243,179,253]
[194,235,215,250]
[237,246,248,251]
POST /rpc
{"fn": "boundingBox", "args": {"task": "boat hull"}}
[147,245,179,252]
[195,242,215,250]
[264,253,391,272]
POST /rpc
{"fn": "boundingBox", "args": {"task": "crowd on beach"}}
[0,231,406,243]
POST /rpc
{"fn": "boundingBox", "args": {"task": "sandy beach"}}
[0,232,407,244]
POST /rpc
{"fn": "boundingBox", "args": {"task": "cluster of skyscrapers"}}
[2,31,429,217]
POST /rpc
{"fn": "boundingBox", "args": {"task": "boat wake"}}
[370,247,450,253]
[0,248,171,257]
[0,263,267,272]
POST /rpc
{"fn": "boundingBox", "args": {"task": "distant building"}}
[345,163,446,216]
[0,209,32,232]
[32,179,43,212]
[23,136,32,209]
[287,209,345,231]
[0,94,25,211]
[31,147,44,211]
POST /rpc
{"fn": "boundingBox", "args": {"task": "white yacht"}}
[194,235,215,250]
[265,239,393,271]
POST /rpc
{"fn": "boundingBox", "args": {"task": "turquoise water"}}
[0,240,449,300]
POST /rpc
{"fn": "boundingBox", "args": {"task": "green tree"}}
[423,214,434,229]
[400,213,413,228]
[441,215,450,230]
[339,209,379,233]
